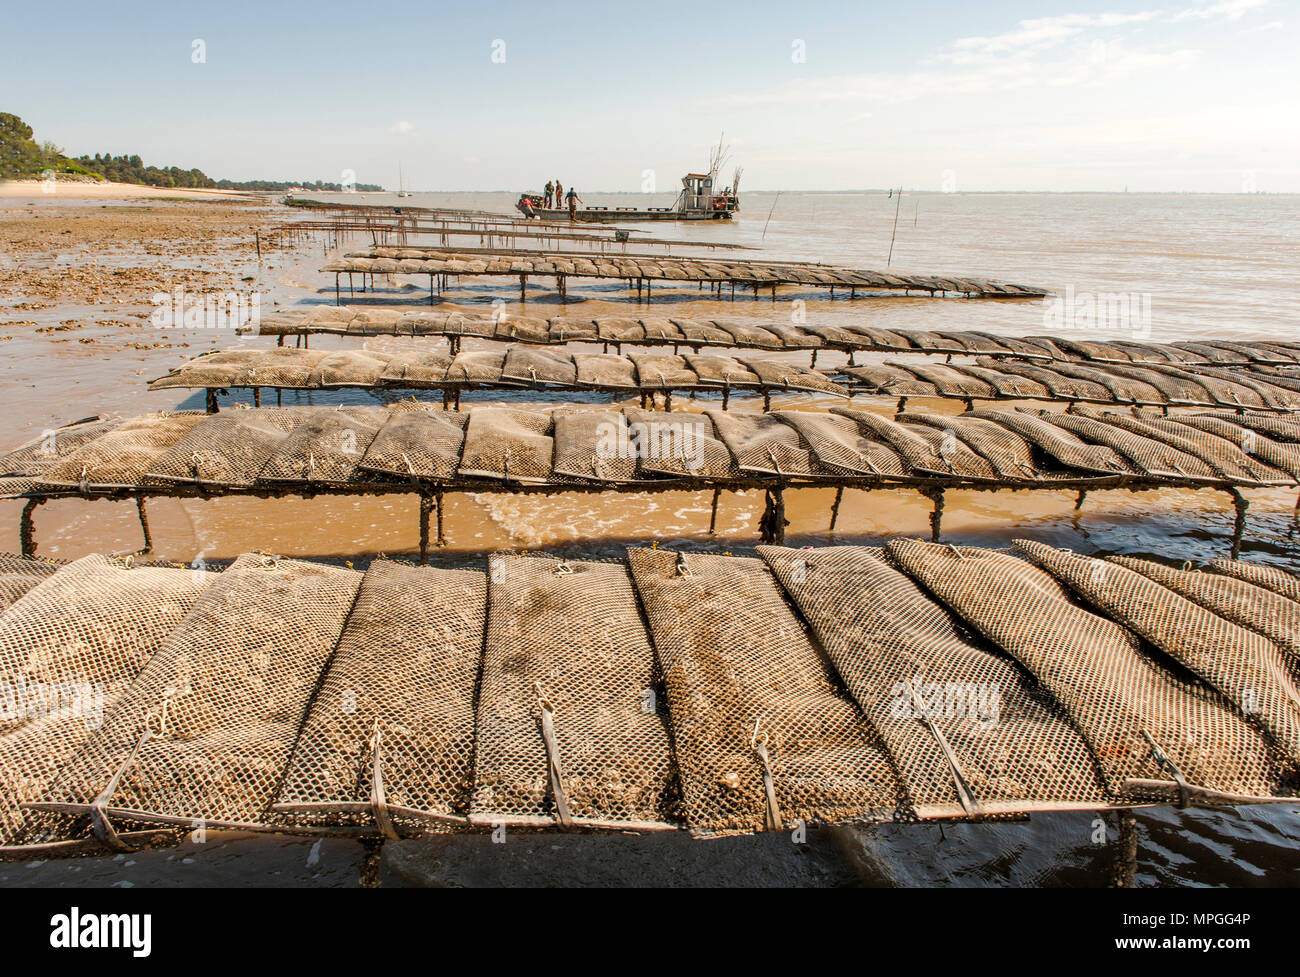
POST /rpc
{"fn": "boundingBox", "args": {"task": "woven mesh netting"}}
[1102,364,1217,405]
[445,350,507,384]
[1,556,213,847]
[274,560,485,832]
[626,549,902,834]
[470,556,677,830]
[378,351,453,386]
[684,354,761,389]
[0,417,121,480]
[552,410,639,483]
[308,351,391,388]
[40,412,207,490]
[0,555,62,614]
[773,411,904,477]
[258,406,388,485]
[1073,408,1286,484]
[713,319,783,348]
[573,354,638,389]
[705,410,817,477]
[1110,556,1300,664]
[951,363,1050,399]
[630,354,698,390]
[146,408,308,489]
[1015,540,1300,768]
[593,317,645,343]
[458,409,554,482]
[840,365,937,396]
[1046,363,1165,404]
[831,408,985,477]
[358,407,469,480]
[549,318,599,343]
[898,413,1045,481]
[1201,412,1300,443]
[738,357,846,396]
[757,545,1107,816]
[892,363,996,399]
[1038,411,1218,481]
[968,410,1131,474]
[33,555,361,832]
[623,409,738,479]
[1208,560,1300,605]
[1165,415,1300,481]
[501,347,577,386]
[977,360,1111,401]
[886,539,1286,800]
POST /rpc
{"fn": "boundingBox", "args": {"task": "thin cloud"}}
[390,121,415,135]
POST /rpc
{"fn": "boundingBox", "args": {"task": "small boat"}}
[523,170,740,222]
[397,163,412,198]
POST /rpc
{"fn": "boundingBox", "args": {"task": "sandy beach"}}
[0,178,257,201]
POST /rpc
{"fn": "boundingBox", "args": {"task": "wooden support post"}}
[708,488,721,535]
[205,388,218,413]
[255,232,261,259]
[430,275,435,305]
[253,387,261,408]
[759,488,787,545]
[664,390,673,413]
[830,486,845,532]
[1109,809,1139,888]
[136,498,153,554]
[435,490,446,547]
[1074,490,1087,511]
[19,498,42,557]
[335,273,340,305]
[721,385,730,410]
[762,389,772,412]
[359,838,384,888]
[418,494,433,565]
[1229,488,1249,560]
[810,349,818,369]
[926,488,945,542]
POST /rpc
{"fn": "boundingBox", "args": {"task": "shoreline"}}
[0,179,262,202]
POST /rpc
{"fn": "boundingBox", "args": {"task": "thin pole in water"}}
[887,187,903,267]
[761,192,782,241]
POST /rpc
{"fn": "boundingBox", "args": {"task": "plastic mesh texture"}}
[705,410,818,477]
[470,556,677,829]
[891,362,996,399]
[831,408,990,478]
[358,408,468,480]
[146,408,307,489]
[1201,412,1300,444]
[773,412,905,477]
[623,410,738,479]
[0,417,122,480]
[501,347,578,386]
[458,409,554,483]
[1112,556,1300,664]
[573,354,638,389]
[758,545,1107,815]
[1072,408,1287,484]
[0,555,63,614]
[626,548,902,834]
[0,557,213,846]
[886,539,1285,800]
[308,351,390,388]
[739,357,846,397]
[42,413,208,491]
[840,365,937,396]
[258,406,387,485]
[378,351,453,386]
[1016,540,1300,768]
[151,348,330,390]
[274,560,485,831]
[899,413,1046,481]
[552,410,639,483]
[36,555,361,831]
[1165,415,1300,481]
[968,410,1131,474]
[1209,560,1300,605]
[1037,411,1218,481]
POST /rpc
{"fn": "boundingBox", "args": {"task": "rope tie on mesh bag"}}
[368,721,400,841]
[534,682,574,828]
[750,723,783,831]
[88,691,176,852]
[553,560,573,575]
[675,552,692,577]
[1139,731,1192,809]
[78,465,89,496]
[903,679,980,816]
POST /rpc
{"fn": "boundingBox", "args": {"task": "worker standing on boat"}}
[517,193,537,219]
[566,186,582,219]
[555,180,563,210]
[544,180,554,209]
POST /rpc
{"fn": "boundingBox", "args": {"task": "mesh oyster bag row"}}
[3,405,1298,500]
[1,543,1297,855]
[148,347,1300,412]
[245,306,1300,367]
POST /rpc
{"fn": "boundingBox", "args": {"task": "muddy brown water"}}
[1,191,1298,886]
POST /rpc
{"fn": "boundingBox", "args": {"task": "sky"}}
[2,0,1297,192]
